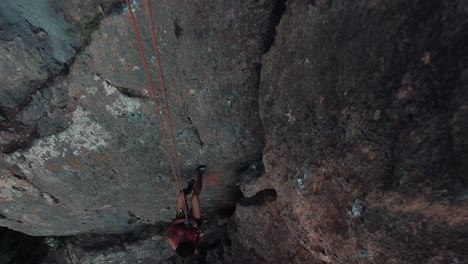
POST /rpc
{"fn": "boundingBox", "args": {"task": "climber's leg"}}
[190,166,205,221]
[176,191,187,218]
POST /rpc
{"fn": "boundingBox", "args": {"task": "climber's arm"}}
[168,237,177,250]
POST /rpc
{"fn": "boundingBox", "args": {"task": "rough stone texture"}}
[37,221,233,264]
[0,0,122,118]
[0,0,276,236]
[231,0,468,263]
[1,0,468,263]
[0,0,77,109]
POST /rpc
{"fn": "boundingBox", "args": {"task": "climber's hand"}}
[168,237,177,250]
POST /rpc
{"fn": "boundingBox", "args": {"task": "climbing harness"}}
[124,0,188,220]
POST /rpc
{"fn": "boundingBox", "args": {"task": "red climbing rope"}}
[144,0,183,185]
[124,0,188,219]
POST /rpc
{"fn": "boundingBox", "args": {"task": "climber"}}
[168,165,206,258]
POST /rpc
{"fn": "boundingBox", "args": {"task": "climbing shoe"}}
[196,165,206,177]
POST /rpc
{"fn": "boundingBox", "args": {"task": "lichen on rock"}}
[6,106,111,167]
[1,0,467,263]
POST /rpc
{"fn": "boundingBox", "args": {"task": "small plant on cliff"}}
[44,236,67,250]
[85,17,101,32]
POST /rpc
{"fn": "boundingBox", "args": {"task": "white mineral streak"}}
[86,86,98,95]
[103,80,117,95]
[103,81,141,117]
[5,106,111,166]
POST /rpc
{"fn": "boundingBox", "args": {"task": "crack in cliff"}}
[239,189,277,206]
[103,79,147,99]
[187,116,205,147]
[263,0,287,53]
[249,0,287,164]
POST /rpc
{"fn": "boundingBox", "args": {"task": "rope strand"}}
[144,0,183,187]
[124,0,188,219]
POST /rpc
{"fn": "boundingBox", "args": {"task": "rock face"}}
[230,0,468,263]
[1,0,467,263]
[0,0,277,235]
